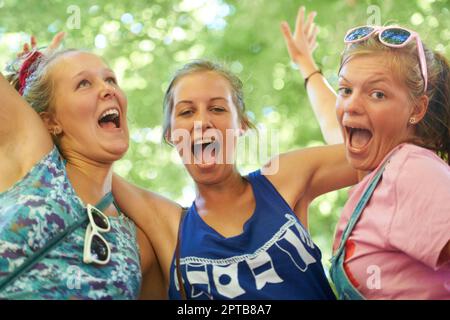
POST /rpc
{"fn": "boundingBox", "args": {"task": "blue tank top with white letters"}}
[168,170,336,300]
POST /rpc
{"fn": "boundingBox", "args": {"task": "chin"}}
[346,154,379,173]
[186,164,227,186]
[107,141,129,159]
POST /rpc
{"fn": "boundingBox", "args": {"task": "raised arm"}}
[135,225,167,299]
[0,71,53,191]
[281,7,343,144]
[112,174,182,286]
[263,144,357,228]
[0,33,65,192]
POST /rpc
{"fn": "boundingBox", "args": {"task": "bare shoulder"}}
[263,144,344,179]
[261,146,329,189]
[261,144,352,209]
[112,174,182,231]
[261,150,314,210]
[143,190,183,227]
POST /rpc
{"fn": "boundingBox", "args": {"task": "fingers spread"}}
[280,22,298,57]
[304,11,317,37]
[308,25,319,45]
[295,6,305,35]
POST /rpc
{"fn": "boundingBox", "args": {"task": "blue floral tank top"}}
[0,146,141,299]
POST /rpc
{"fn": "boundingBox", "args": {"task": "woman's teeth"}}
[98,108,120,129]
[192,139,219,164]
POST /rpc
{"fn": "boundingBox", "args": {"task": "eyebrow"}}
[338,74,392,85]
[175,97,228,108]
[210,97,228,102]
[338,75,350,83]
[72,68,115,79]
[365,77,392,86]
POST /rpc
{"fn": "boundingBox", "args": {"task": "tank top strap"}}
[246,169,292,213]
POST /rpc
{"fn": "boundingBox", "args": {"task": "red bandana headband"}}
[18,51,43,95]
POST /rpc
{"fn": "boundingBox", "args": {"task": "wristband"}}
[304,69,322,89]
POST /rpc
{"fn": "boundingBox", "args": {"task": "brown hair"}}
[340,35,450,164]
[162,59,255,143]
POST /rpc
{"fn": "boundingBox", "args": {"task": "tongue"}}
[351,129,372,149]
[193,144,217,165]
[203,148,216,164]
[99,121,117,130]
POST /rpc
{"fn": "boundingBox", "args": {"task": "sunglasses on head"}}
[344,25,428,93]
[83,204,111,265]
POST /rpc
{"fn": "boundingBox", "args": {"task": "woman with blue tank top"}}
[112,59,358,299]
[0,35,174,299]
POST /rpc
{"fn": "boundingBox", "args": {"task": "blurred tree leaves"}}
[1,0,449,271]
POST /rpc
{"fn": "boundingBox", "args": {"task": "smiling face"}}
[169,71,243,185]
[336,54,417,171]
[49,52,129,163]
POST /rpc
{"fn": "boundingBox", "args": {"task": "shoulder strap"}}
[334,159,390,259]
[0,192,114,293]
[175,207,188,300]
[96,192,114,212]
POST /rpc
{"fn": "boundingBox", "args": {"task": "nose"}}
[99,82,116,100]
[341,91,364,115]
[193,107,213,132]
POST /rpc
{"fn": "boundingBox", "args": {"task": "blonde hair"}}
[340,36,450,164]
[6,48,82,114]
[162,59,255,143]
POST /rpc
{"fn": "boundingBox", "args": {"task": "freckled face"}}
[336,55,416,171]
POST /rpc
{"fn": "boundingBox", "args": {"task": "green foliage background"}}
[1,0,449,274]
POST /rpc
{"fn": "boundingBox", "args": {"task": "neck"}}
[64,150,113,205]
[357,169,370,181]
[195,167,247,209]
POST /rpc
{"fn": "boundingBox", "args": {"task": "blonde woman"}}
[282,7,450,299]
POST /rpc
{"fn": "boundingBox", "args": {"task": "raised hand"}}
[47,31,65,52]
[281,7,319,76]
[280,7,343,145]
[16,35,36,58]
[17,31,65,58]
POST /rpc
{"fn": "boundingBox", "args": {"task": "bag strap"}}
[0,192,114,292]
[175,207,188,300]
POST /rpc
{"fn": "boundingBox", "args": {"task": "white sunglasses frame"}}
[83,204,111,265]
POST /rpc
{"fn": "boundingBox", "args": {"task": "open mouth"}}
[191,137,220,166]
[98,108,121,130]
[345,125,373,151]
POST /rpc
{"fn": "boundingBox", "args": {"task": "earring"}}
[52,127,62,136]
[409,118,416,124]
